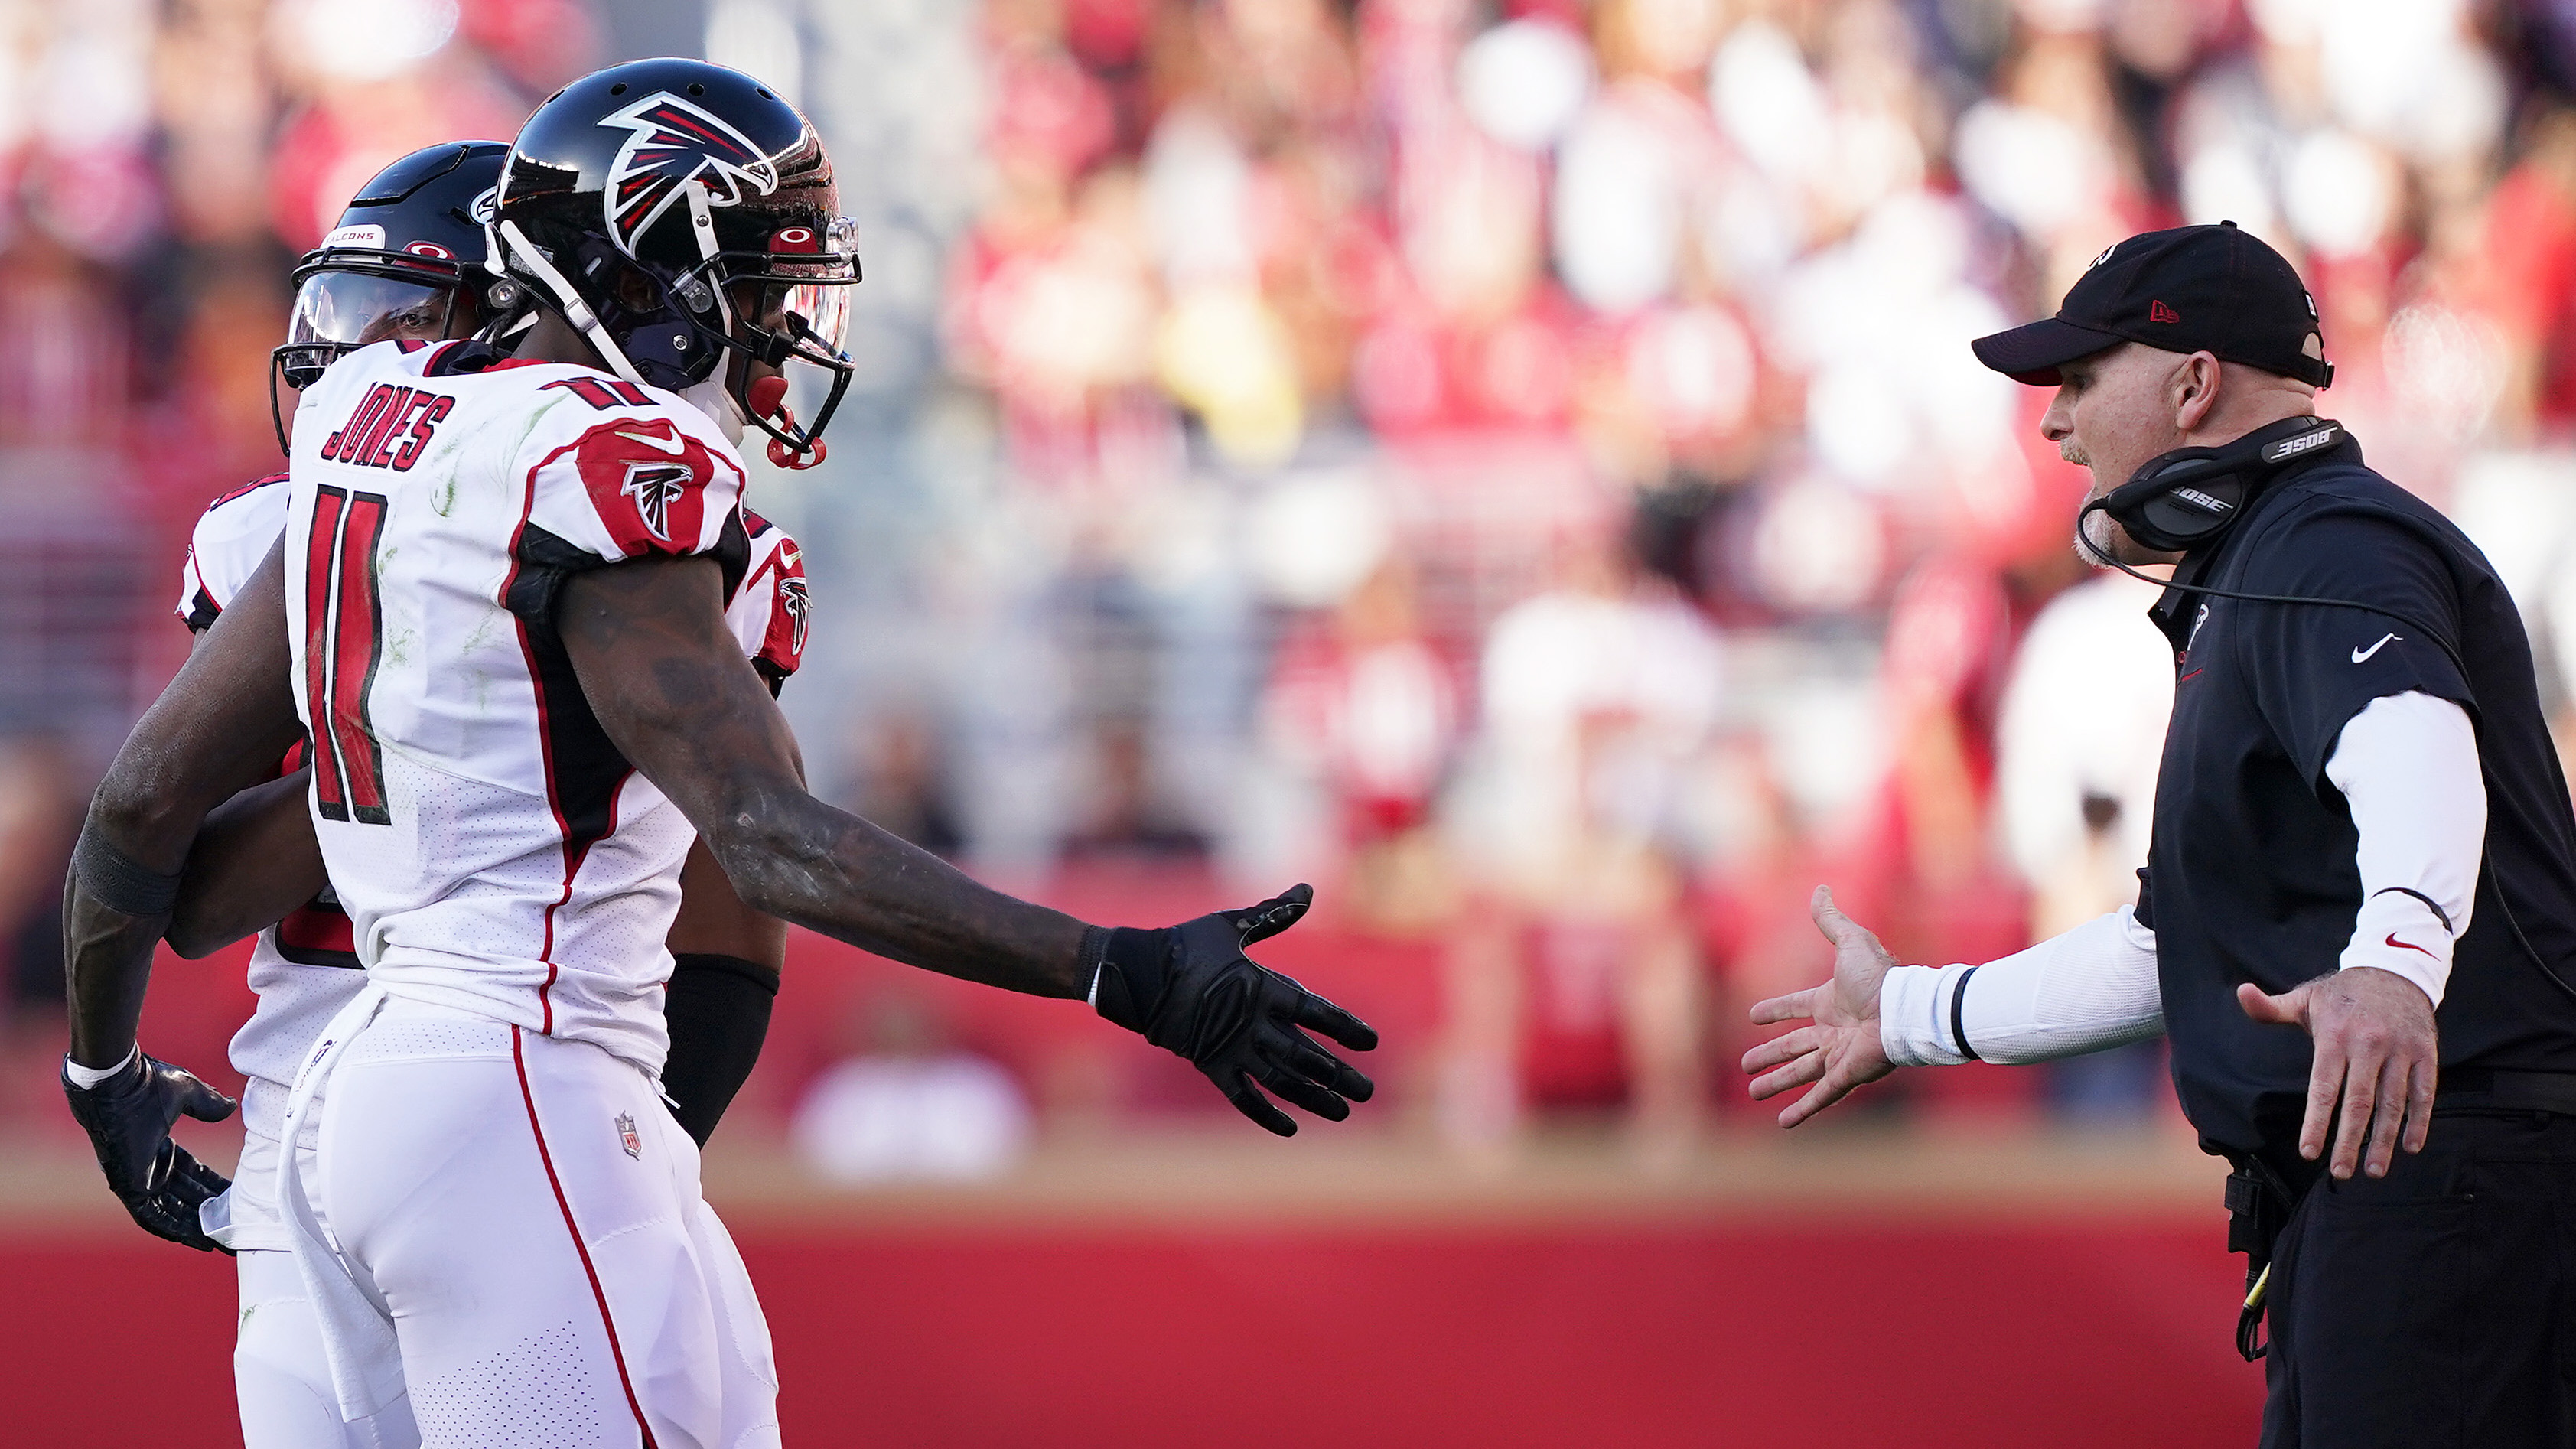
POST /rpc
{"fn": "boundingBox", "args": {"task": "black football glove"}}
[1091,884,1379,1135]
[62,1050,237,1254]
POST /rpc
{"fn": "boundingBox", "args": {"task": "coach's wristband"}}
[1879,963,1976,1068]
[72,825,183,918]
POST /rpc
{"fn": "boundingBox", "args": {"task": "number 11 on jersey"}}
[305,484,393,825]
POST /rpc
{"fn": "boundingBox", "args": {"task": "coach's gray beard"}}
[2076,506,2122,568]
[680,376,748,447]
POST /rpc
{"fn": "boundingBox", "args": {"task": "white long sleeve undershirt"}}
[1880,907,2164,1066]
[1878,690,2482,1066]
[2324,691,2482,1007]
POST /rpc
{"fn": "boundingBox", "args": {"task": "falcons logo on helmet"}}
[621,460,694,542]
[599,92,779,257]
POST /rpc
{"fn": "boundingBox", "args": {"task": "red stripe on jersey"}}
[734,548,778,610]
[304,487,353,819]
[327,493,392,822]
[208,471,289,511]
[511,1029,663,1449]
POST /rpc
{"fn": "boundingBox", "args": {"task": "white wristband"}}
[64,1044,138,1089]
[1880,963,1978,1067]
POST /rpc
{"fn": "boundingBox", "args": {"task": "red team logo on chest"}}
[570,417,716,555]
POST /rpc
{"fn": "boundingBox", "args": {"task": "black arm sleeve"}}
[661,952,780,1148]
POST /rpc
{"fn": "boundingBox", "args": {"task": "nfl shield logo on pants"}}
[616,1112,642,1159]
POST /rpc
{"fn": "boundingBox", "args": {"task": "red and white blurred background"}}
[2,0,2570,1441]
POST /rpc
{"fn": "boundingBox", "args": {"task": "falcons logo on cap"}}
[600,92,779,257]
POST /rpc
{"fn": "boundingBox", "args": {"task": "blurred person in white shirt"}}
[791,992,1034,1186]
[1440,523,1722,1166]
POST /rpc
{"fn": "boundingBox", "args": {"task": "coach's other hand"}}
[1743,887,1899,1128]
[1093,884,1378,1135]
[2239,966,2438,1181]
[63,1050,236,1252]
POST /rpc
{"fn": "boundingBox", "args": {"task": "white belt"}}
[276,982,402,1422]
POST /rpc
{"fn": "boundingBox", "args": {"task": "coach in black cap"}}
[1744,222,2576,1445]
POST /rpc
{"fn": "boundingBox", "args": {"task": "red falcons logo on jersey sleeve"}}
[760,545,810,674]
[571,418,719,556]
[600,93,780,256]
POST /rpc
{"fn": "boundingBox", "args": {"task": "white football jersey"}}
[282,338,793,1075]
[183,428,805,1245]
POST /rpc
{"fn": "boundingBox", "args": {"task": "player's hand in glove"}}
[63,1049,237,1253]
[1091,884,1379,1135]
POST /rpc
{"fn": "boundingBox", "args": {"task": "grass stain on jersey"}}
[434,476,458,516]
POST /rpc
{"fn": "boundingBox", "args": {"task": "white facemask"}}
[679,375,747,447]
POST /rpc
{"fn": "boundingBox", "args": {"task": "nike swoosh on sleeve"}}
[613,428,689,456]
[2385,933,2438,960]
[2351,633,2399,663]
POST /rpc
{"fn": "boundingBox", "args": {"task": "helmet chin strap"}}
[493,220,651,386]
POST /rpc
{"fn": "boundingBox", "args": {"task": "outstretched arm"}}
[559,553,1376,1133]
[560,553,1089,995]
[1743,888,2164,1128]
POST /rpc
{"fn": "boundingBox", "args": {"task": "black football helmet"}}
[272,140,510,451]
[488,57,861,465]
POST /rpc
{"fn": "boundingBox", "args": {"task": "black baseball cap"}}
[1971,221,2332,389]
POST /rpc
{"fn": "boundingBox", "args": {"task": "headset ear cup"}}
[2096,418,2342,557]
[2099,444,2249,553]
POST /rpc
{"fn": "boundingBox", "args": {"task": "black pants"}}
[2262,1109,2576,1447]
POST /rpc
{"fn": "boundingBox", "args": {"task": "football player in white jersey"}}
[149,141,816,1449]
[63,58,1376,1446]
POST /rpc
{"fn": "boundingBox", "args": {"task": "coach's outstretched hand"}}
[63,1050,236,1253]
[2239,966,2438,1182]
[1742,887,1898,1128]
[1092,884,1379,1135]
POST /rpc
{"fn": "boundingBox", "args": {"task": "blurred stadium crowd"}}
[1,0,2574,1157]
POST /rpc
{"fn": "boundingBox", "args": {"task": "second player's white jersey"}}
[284,338,790,1074]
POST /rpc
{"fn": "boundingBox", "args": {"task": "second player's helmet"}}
[490,58,861,464]
[274,141,510,447]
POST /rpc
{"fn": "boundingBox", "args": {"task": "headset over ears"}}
[2086,416,2346,554]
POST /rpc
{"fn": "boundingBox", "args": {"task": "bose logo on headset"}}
[2262,425,2339,463]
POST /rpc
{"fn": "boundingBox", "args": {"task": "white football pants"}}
[237,1248,422,1449]
[299,999,780,1449]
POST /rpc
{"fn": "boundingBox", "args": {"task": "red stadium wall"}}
[4,1217,2260,1447]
